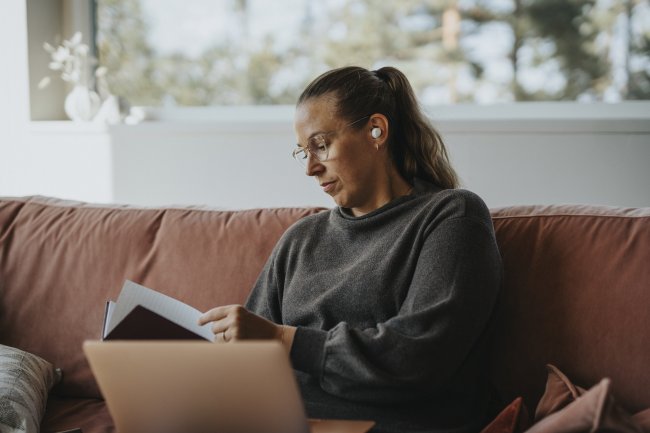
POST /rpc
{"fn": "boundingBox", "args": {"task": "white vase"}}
[93,95,122,124]
[64,85,101,122]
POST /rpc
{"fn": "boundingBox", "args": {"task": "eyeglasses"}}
[292,115,370,166]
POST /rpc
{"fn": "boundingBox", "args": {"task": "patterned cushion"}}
[0,345,61,433]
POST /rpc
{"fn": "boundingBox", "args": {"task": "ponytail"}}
[298,66,459,189]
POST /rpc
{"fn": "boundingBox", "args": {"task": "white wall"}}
[102,107,650,209]
[449,132,650,208]
[429,102,650,208]
[0,1,30,194]
[109,120,315,209]
[1,1,114,203]
[1,2,649,210]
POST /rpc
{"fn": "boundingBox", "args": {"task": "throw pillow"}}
[526,378,643,433]
[481,397,530,433]
[535,364,650,432]
[535,364,587,422]
[0,344,62,433]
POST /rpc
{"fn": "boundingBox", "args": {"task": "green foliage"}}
[628,25,650,99]
[96,0,162,105]
[95,0,650,106]
[523,0,606,100]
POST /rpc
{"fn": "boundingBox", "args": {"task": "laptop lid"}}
[83,341,374,433]
[84,341,311,433]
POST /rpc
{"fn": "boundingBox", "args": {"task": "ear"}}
[368,113,389,149]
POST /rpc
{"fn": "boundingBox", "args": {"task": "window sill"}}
[27,121,110,135]
[27,101,650,135]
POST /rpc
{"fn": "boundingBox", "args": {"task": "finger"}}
[208,317,243,341]
[221,328,239,343]
[210,320,229,336]
[198,305,238,325]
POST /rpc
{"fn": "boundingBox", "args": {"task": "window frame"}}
[25,0,650,128]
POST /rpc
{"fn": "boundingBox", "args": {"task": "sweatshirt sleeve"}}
[245,245,284,324]
[289,215,502,404]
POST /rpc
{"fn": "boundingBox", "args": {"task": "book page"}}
[106,280,215,341]
[102,300,116,339]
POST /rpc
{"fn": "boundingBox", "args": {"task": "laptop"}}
[83,341,374,433]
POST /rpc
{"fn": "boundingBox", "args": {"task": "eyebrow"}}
[307,130,329,141]
[296,131,328,148]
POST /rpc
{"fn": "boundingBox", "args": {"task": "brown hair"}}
[297,66,459,189]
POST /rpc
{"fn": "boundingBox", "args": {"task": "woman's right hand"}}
[198,305,296,350]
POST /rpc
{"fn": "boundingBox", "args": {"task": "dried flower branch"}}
[39,32,100,89]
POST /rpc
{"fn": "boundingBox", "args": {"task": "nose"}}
[305,153,323,176]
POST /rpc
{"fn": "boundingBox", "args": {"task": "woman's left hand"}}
[198,305,282,343]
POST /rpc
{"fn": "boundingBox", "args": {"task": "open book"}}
[102,280,215,341]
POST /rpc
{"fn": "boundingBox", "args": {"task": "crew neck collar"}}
[337,178,438,220]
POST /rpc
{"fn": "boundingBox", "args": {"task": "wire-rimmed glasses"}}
[292,115,370,166]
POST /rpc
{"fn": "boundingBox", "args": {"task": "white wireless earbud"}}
[371,128,382,139]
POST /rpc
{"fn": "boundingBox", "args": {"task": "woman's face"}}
[294,96,385,215]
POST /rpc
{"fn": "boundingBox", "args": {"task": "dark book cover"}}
[103,304,210,341]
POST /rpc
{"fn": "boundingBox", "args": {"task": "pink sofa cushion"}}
[489,205,650,414]
[526,378,643,433]
[0,196,323,399]
[534,364,586,422]
[534,364,650,432]
[480,396,530,433]
[2,196,649,419]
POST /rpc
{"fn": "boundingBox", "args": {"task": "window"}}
[95,0,650,107]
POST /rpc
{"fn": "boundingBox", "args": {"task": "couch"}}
[0,195,648,433]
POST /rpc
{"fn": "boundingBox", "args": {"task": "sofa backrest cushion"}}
[2,197,649,411]
[0,196,324,399]
[489,204,650,414]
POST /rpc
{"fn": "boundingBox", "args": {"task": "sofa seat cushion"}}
[40,397,113,433]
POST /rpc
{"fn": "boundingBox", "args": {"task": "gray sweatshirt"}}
[246,179,502,433]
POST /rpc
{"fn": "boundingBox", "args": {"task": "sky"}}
[134,0,648,104]
[140,0,307,57]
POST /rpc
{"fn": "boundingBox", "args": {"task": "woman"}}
[199,66,502,433]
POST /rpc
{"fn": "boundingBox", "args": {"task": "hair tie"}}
[373,69,388,82]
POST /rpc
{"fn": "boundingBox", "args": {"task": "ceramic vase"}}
[64,85,101,122]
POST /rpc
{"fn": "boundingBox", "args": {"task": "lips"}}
[320,180,336,193]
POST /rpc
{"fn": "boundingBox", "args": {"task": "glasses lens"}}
[292,147,308,166]
[309,135,328,161]
[292,135,329,167]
